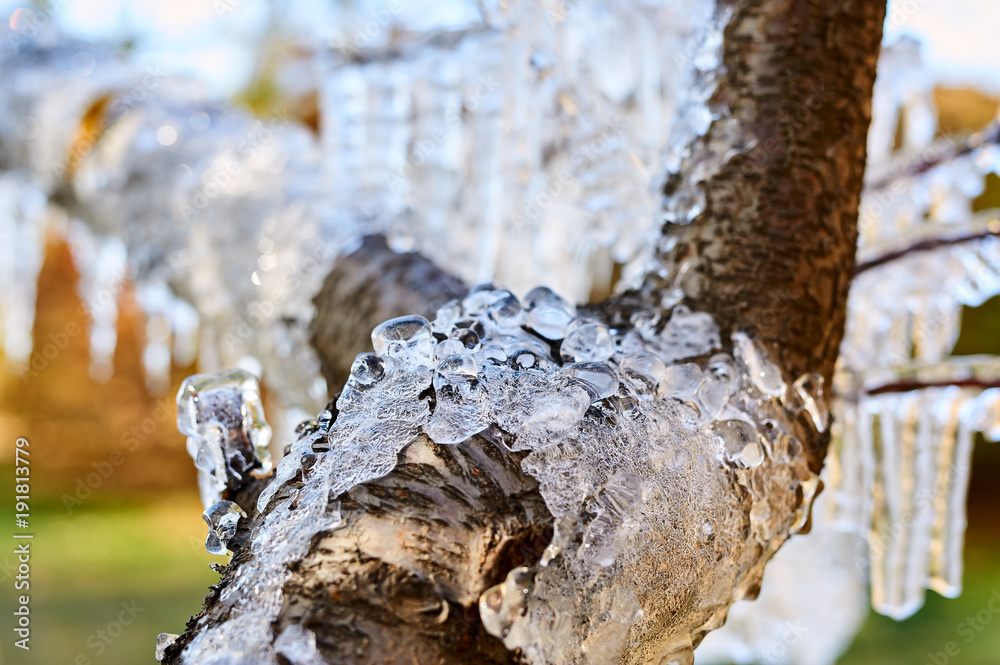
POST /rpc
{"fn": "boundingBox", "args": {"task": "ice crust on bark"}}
[172,285,820,665]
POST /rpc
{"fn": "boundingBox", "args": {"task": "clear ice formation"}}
[155,633,179,662]
[176,287,820,665]
[827,37,1000,621]
[203,500,248,556]
[176,368,273,509]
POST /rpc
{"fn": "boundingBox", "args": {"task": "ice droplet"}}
[710,420,765,468]
[155,633,178,662]
[793,372,829,430]
[524,286,576,340]
[488,292,526,329]
[561,362,620,401]
[203,500,248,555]
[480,566,533,639]
[347,353,384,388]
[620,351,668,393]
[371,315,434,367]
[661,363,703,401]
[316,409,335,433]
[733,332,786,398]
[561,320,616,363]
[436,354,479,383]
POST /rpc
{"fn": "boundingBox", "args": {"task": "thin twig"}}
[855,216,1000,275]
[866,122,1000,192]
[867,377,1000,395]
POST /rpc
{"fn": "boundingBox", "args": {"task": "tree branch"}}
[865,122,1000,192]
[310,235,468,391]
[636,0,885,402]
[855,212,1000,275]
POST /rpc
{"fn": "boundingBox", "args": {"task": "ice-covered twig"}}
[866,122,1000,192]
[856,211,1000,275]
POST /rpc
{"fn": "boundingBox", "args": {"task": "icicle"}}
[927,389,974,598]
[0,172,50,376]
[66,222,128,382]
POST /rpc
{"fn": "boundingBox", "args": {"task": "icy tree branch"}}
[865,121,1000,192]
[855,211,1000,275]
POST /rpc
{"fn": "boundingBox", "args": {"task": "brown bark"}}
[166,1,885,663]
[638,0,884,390]
[310,235,468,390]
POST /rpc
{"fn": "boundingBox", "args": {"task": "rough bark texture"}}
[640,0,884,394]
[311,235,469,390]
[276,431,551,665]
[167,1,885,663]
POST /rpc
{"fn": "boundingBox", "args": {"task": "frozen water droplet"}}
[432,299,462,334]
[437,328,481,358]
[371,315,434,367]
[155,633,178,662]
[203,500,247,555]
[477,346,508,364]
[463,285,511,316]
[660,363,703,401]
[732,332,786,398]
[509,349,540,369]
[707,353,736,386]
[561,361,619,401]
[316,409,335,432]
[436,354,479,383]
[350,353,386,388]
[453,328,481,350]
[696,375,728,420]
[790,471,821,533]
[619,351,667,393]
[488,293,525,329]
[428,353,487,444]
[710,420,765,468]
[561,319,615,362]
[480,566,533,639]
[793,372,829,430]
[660,305,720,361]
[524,286,576,340]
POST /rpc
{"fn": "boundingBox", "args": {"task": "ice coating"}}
[175,285,820,664]
[202,500,248,555]
[176,368,272,508]
[320,1,712,302]
[155,633,179,662]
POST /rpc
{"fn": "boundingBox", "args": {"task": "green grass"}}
[1,494,223,665]
[838,542,1000,665]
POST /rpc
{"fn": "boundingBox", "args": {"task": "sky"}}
[2,0,999,96]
